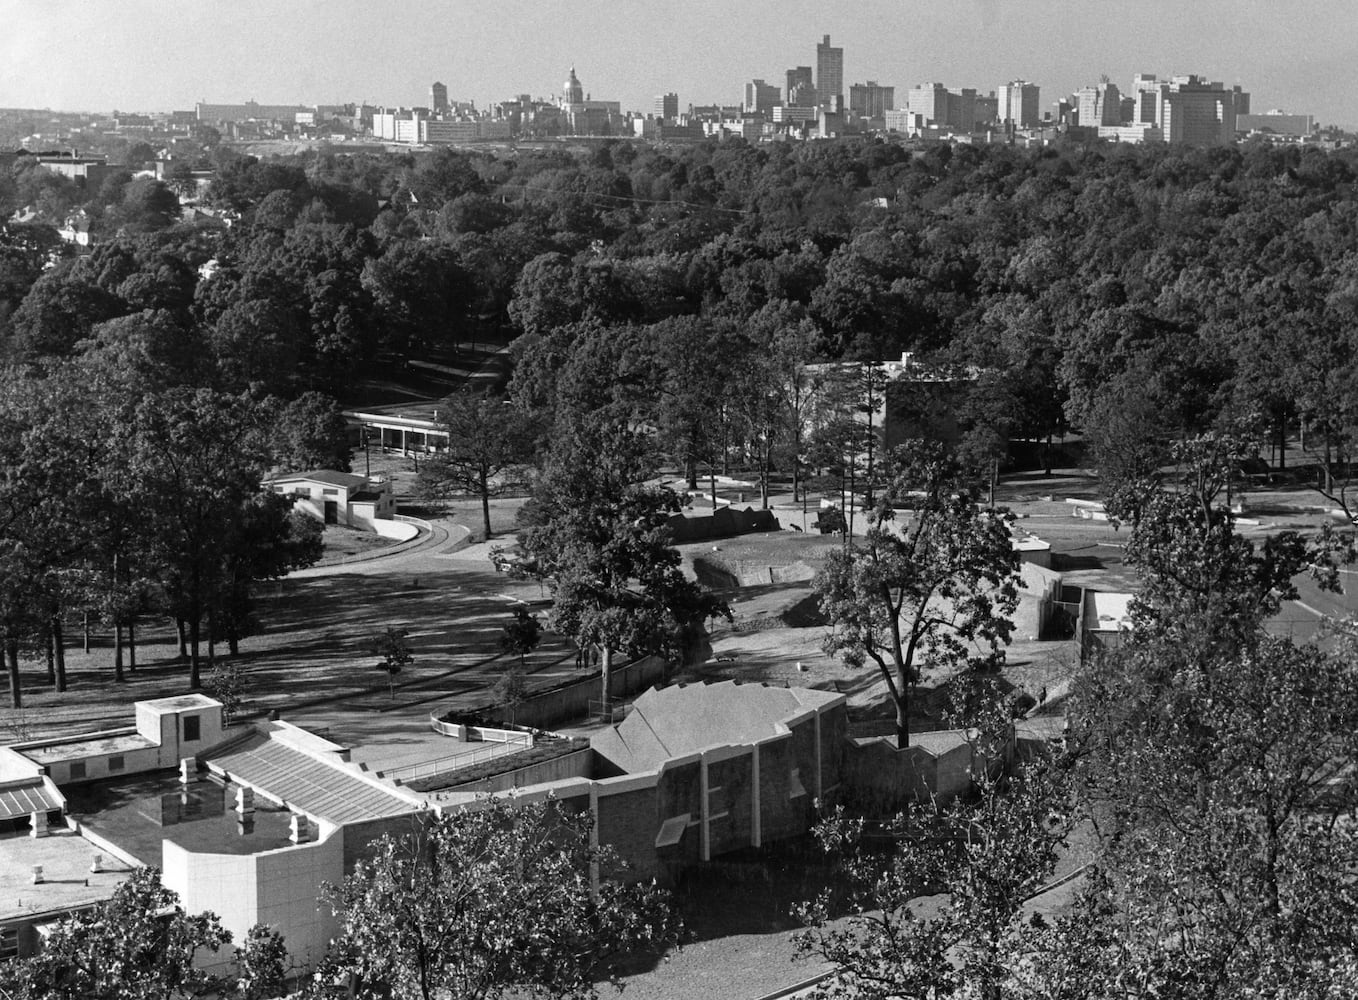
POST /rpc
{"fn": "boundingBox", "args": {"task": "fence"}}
[587,700,631,724]
[380,740,525,784]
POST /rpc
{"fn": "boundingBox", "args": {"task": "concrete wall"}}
[447,749,594,794]
[842,727,1010,816]
[667,506,780,544]
[482,655,668,729]
[163,830,343,973]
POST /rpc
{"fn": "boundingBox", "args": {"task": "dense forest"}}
[4,135,1358,709]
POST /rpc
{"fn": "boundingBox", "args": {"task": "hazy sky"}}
[2,1,1353,127]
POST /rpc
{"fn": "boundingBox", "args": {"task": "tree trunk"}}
[480,468,493,540]
[52,617,66,693]
[600,645,613,716]
[189,613,202,689]
[113,622,125,683]
[127,620,136,673]
[83,611,91,653]
[759,432,771,510]
[5,638,20,709]
[177,618,188,660]
[46,628,56,685]
[1044,431,1053,476]
[207,608,217,670]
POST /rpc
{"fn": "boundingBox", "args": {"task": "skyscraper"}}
[1076,79,1121,127]
[996,80,1040,128]
[430,81,448,114]
[744,79,781,114]
[786,66,815,108]
[816,35,844,112]
[654,93,679,121]
[849,81,894,119]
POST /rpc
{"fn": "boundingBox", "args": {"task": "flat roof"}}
[1089,591,1134,632]
[264,469,369,490]
[207,732,421,825]
[21,732,155,766]
[140,693,220,714]
[65,772,298,865]
[0,830,132,924]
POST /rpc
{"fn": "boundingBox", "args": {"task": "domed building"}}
[563,66,585,107]
[557,65,622,136]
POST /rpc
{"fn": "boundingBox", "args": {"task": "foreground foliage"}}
[316,796,677,1000]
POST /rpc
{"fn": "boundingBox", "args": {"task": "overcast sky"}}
[2,0,1353,127]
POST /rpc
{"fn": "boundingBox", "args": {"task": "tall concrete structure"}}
[744,79,781,114]
[849,81,894,119]
[1076,79,1122,127]
[904,82,977,131]
[430,81,448,114]
[654,92,679,121]
[1159,75,1238,145]
[786,66,815,109]
[816,35,844,112]
[997,80,1040,128]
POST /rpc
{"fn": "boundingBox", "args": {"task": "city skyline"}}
[1,0,1353,128]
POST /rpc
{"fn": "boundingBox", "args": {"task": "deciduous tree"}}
[318,796,676,1000]
[815,442,1020,745]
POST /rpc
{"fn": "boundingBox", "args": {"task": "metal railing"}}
[381,740,527,784]
[588,700,631,725]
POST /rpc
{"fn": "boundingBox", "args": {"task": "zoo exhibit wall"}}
[842,727,1014,816]
[431,699,850,883]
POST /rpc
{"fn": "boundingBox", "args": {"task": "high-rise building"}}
[996,80,1040,128]
[904,82,977,130]
[786,66,815,108]
[655,93,679,121]
[1076,79,1121,127]
[430,81,448,114]
[816,35,844,111]
[849,81,894,118]
[1158,75,1237,145]
[744,79,781,114]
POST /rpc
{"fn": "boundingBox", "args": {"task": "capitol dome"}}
[564,66,584,105]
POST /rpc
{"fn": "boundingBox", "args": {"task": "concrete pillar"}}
[699,754,711,862]
[29,810,48,838]
[234,786,255,816]
[751,743,762,848]
[289,813,309,843]
[179,757,197,785]
[814,712,823,801]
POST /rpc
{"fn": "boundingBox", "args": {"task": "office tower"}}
[1159,76,1236,144]
[905,82,975,130]
[786,66,814,107]
[1130,74,1162,125]
[816,35,843,111]
[1231,85,1250,116]
[1076,79,1121,126]
[996,80,1039,127]
[430,81,448,114]
[744,79,780,114]
[655,92,679,121]
[849,81,894,118]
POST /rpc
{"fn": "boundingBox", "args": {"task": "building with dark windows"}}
[816,34,844,111]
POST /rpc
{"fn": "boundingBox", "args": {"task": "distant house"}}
[57,209,91,247]
[264,470,395,530]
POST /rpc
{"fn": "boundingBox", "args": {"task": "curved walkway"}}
[291,517,454,578]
